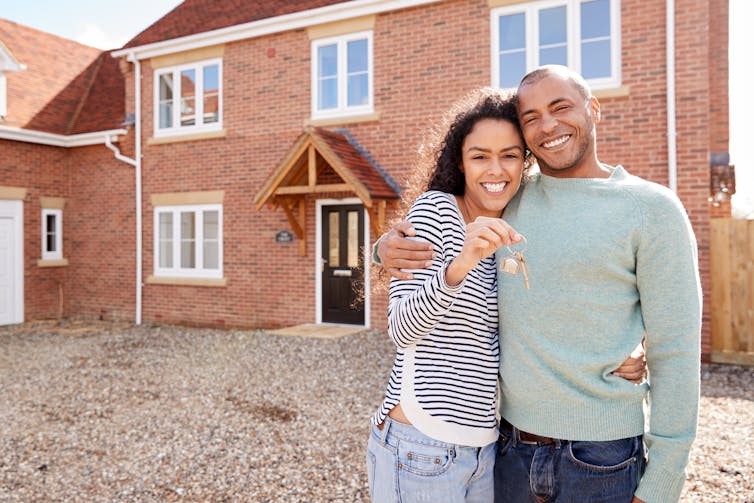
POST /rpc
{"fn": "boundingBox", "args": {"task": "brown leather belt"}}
[501,419,556,446]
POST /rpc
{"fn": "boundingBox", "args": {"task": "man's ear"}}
[589,96,601,123]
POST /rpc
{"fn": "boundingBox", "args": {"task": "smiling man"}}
[376,65,702,503]
[492,65,702,503]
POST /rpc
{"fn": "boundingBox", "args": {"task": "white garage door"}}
[0,200,23,326]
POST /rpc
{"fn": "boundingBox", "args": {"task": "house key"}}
[499,237,530,289]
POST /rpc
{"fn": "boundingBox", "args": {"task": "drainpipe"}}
[666,0,678,193]
[105,52,143,325]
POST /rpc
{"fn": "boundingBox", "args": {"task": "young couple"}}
[367,66,701,503]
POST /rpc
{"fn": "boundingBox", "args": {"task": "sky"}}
[0,0,751,214]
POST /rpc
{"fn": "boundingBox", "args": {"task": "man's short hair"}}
[518,65,592,100]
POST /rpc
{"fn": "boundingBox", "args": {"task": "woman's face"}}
[460,118,525,220]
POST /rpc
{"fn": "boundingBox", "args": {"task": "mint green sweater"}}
[497,165,701,503]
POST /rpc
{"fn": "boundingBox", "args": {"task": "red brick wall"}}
[66,144,137,321]
[1,139,136,323]
[1,140,69,321]
[110,0,722,345]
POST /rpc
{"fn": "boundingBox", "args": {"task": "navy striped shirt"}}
[372,191,499,447]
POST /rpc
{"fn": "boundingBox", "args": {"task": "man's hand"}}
[377,221,435,279]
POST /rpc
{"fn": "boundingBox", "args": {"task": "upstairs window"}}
[41,209,62,261]
[154,59,222,136]
[311,31,373,119]
[491,0,620,90]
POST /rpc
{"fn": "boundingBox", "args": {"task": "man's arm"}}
[374,221,435,279]
[633,189,702,503]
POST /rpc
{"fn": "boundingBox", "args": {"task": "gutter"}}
[0,126,128,147]
[111,0,442,60]
[105,53,143,326]
[666,0,677,193]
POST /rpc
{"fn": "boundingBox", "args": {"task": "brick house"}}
[0,0,729,357]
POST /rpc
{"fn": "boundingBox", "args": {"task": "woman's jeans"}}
[494,422,646,503]
[366,417,496,503]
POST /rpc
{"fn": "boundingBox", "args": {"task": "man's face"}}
[517,74,600,178]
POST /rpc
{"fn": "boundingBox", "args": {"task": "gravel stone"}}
[0,321,752,502]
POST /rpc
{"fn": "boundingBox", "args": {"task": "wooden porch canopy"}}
[254,127,400,255]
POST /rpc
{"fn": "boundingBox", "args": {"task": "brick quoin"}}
[8,0,726,357]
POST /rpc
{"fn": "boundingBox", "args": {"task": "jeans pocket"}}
[398,443,454,476]
[566,436,640,472]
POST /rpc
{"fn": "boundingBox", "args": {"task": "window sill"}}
[148,128,227,145]
[37,258,69,268]
[592,85,630,99]
[146,275,227,287]
[305,111,380,127]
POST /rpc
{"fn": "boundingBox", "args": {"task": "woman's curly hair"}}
[397,87,531,218]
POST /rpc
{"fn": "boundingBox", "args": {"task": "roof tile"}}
[125,0,350,48]
[0,18,124,134]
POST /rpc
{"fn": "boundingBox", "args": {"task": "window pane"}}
[539,6,567,46]
[498,13,525,52]
[347,39,368,73]
[581,0,610,39]
[203,65,219,124]
[581,40,611,79]
[318,44,338,78]
[181,212,195,268]
[328,212,340,267]
[319,77,338,110]
[203,242,218,269]
[202,210,219,270]
[159,213,173,268]
[158,74,173,128]
[347,211,359,268]
[45,214,56,252]
[180,69,196,127]
[203,211,218,239]
[347,73,368,106]
[540,46,567,66]
[499,52,526,88]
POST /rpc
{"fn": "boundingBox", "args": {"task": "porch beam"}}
[275,183,350,195]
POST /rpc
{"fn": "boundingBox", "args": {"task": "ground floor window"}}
[41,208,62,260]
[153,204,222,278]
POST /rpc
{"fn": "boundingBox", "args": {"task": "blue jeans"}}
[366,417,496,502]
[494,423,645,503]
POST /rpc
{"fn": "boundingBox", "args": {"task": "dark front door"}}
[321,204,365,325]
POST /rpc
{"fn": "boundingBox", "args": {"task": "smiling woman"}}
[366,88,528,502]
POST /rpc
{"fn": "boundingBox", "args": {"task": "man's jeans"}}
[494,423,645,503]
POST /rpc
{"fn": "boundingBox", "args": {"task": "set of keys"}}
[499,237,531,290]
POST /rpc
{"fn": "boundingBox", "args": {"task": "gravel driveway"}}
[1,321,752,502]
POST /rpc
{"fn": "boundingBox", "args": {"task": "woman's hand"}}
[446,217,522,286]
[611,338,647,383]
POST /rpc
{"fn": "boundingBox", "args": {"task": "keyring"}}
[506,235,527,256]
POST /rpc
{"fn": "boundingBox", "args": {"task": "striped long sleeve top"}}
[371,190,500,447]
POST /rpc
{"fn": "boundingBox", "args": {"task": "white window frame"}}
[491,0,621,90]
[41,208,62,261]
[153,58,223,138]
[153,204,223,279]
[0,73,7,118]
[311,30,374,119]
